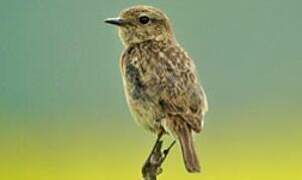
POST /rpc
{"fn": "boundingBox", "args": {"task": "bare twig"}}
[142,134,176,180]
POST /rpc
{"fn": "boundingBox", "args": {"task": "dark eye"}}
[139,16,150,24]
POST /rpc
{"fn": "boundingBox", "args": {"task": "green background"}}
[1,0,301,179]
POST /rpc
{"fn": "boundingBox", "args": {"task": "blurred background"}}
[1,0,301,179]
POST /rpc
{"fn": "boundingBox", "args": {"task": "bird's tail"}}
[176,124,201,173]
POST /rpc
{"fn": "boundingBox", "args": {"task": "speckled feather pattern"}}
[120,40,208,135]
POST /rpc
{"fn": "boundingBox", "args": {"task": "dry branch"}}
[141,136,176,180]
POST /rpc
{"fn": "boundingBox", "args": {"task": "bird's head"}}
[105,5,174,46]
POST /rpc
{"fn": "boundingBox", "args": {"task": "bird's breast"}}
[120,45,165,133]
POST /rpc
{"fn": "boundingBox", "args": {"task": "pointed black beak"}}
[104,17,126,26]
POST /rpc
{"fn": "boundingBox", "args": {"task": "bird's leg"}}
[147,132,164,160]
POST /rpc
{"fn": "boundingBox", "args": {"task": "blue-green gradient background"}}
[1,0,301,179]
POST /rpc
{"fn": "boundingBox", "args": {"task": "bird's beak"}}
[104,17,126,26]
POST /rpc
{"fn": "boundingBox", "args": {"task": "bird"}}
[105,5,208,173]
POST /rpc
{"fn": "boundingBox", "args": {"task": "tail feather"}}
[177,125,201,173]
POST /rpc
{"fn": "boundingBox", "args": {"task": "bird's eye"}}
[139,16,150,24]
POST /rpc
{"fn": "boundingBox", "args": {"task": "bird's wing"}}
[158,46,208,133]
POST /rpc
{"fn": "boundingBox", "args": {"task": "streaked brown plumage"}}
[105,5,208,173]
